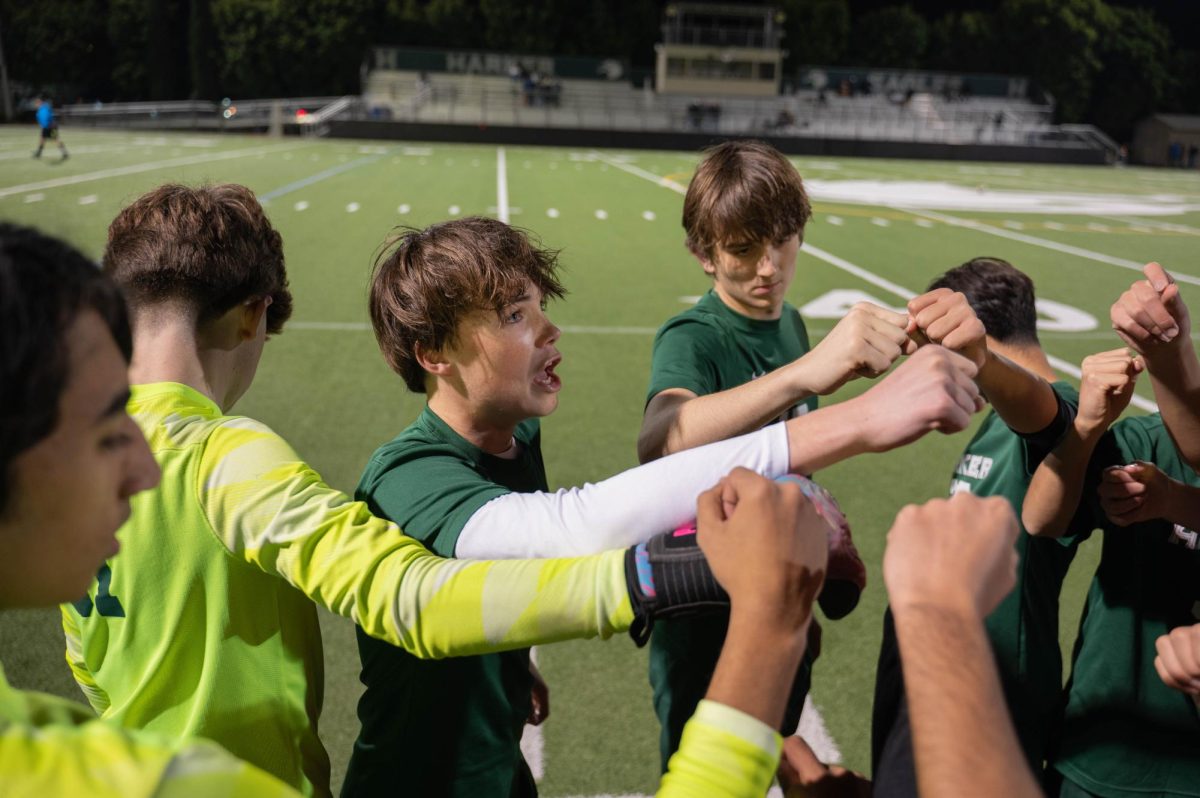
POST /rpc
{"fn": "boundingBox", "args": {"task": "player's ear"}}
[414,341,453,377]
[689,244,717,277]
[237,296,271,341]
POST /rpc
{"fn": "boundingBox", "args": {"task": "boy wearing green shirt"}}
[640,139,921,766]
[873,259,1083,795]
[1024,267,1200,798]
[0,222,297,798]
[351,215,984,796]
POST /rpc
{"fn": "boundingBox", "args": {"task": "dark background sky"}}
[843,0,1197,45]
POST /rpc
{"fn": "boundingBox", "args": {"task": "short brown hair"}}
[103,183,293,334]
[929,257,1039,346]
[369,216,566,393]
[682,140,812,260]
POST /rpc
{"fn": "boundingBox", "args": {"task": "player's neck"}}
[128,315,248,413]
[427,391,520,456]
[990,339,1056,382]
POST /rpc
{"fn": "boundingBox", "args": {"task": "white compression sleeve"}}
[454,423,790,559]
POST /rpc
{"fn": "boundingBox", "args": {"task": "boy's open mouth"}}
[534,355,562,391]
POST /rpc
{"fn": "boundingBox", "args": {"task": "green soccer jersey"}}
[345,407,546,798]
[946,381,1080,768]
[62,383,635,797]
[646,289,819,768]
[1053,413,1200,798]
[0,660,298,797]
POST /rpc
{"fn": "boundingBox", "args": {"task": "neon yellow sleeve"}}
[657,700,783,798]
[198,418,634,658]
[0,699,297,798]
[60,606,110,714]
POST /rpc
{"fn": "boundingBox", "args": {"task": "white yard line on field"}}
[0,142,309,199]
[497,147,510,223]
[897,207,1200,286]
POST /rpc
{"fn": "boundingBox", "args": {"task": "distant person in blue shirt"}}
[33,96,68,160]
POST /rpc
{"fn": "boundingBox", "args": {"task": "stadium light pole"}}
[0,15,12,121]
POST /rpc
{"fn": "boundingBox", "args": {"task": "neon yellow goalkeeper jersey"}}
[61,382,634,797]
[0,660,298,797]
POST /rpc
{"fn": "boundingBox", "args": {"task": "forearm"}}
[1022,424,1100,537]
[1147,350,1200,470]
[656,701,782,798]
[316,529,634,658]
[704,609,808,731]
[639,369,809,462]
[976,351,1059,434]
[893,603,1041,798]
[457,425,789,559]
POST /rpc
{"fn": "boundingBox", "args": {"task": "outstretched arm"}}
[907,288,1059,434]
[657,469,827,797]
[885,494,1039,798]
[1110,262,1200,470]
[1023,349,1142,537]
[459,346,981,559]
[198,418,634,659]
[639,303,914,462]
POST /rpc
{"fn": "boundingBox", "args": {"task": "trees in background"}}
[0,0,1194,137]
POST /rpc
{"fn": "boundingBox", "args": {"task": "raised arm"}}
[657,468,826,797]
[459,346,982,559]
[907,288,1059,434]
[884,493,1040,798]
[638,303,914,462]
[1022,349,1142,537]
[1110,262,1200,470]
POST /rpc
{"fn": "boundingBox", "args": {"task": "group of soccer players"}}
[0,138,1197,798]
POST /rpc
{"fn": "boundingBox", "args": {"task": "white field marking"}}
[589,150,688,194]
[595,209,608,220]
[0,142,306,199]
[131,136,169,146]
[1087,222,1110,232]
[642,210,656,221]
[519,647,545,781]
[1044,221,1065,230]
[448,204,461,215]
[181,137,218,147]
[827,215,844,225]
[357,145,389,155]
[397,203,411,214]
[345,202,360,213]
[914,218,934,228]
[900,207,1200,287]
[294,201,309,211]
[795,695,843,764]
[679,295,703,304]
[1131,226,1154,233]
[546,208,560,218]
[496,147,510,223]
[402,146,433,156]
[1100,215,1200,236]
[0,143,130,161]
[871,217,890,227]
[1004,221,1024,230]
[806,178,1200,216]
[24,193,45,203]
[78,194,98,205]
